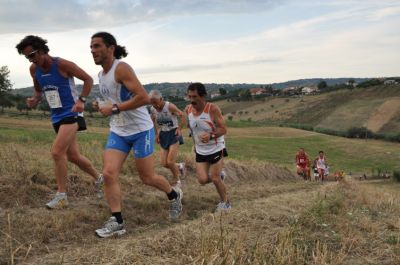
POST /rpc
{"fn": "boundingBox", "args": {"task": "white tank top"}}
[187,102,225,155]
[98,59,153,136]
[316,157,326,169]
[150,101,178,132]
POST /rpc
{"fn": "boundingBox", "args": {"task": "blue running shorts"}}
[105,128,155,158]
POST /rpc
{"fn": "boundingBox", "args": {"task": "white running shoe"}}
[169,187,183,221]
[215,201,232,212]
[95,174,104,199]
[220,170,226,182]
[178,162,186,178]
[173,180,182,189]
[208,170,226,182]
[95,216,126,238]
[46,192,68,209]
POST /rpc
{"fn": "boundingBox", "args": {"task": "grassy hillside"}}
[220,85,400,134]
[0,118,399,264]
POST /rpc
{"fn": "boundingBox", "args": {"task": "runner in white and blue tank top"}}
[98,59,153,137]
[35,57,83,124]
[91,32,182,238]
[16,35,102,209]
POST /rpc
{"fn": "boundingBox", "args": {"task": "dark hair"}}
[187,82,207,96]
[319,151,324,154]
[16,35,50,54]
[91,32,128,59]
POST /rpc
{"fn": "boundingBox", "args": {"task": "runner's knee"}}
[67,153,81,164]
[51,149,65,161]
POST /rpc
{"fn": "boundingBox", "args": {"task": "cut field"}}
[219,85,400,134]
[0,117,399,264]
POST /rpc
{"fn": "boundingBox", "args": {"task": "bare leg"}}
[51,123,78,193]
[136,154,173,193]
[102,149,128,212]
[166,143,181,184]
[67,136,99,180]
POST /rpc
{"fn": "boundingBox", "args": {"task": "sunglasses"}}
[25,50,38,59]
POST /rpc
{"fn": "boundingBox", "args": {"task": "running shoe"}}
[215,201,232,212]
[208,170,226,182]
[173,180,182,189]
[95,216,126,238]
[169,187,183,221]
[220,170,226,181]
[95,174,104,199]
[178,162,186,178]
[45,192,68,209]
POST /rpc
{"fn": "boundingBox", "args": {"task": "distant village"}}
[208,77,399,100]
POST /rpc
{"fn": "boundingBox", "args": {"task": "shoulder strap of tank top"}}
[204,102,211,114]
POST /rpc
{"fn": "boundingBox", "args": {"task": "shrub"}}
[393,170,400,182]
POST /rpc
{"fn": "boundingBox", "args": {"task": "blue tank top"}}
[35,57,81,123]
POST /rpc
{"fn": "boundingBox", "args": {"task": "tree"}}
[219,88,227,95]
[0,66,13,112]
[317,80,327,90]
[38,100,50,116]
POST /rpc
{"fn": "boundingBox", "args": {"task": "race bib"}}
[45,90,62,108]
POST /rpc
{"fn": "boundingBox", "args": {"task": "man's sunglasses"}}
[25,50,38,59]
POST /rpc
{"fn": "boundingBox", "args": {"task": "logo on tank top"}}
[100,84,110,97]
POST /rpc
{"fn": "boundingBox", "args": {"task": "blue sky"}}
[0,0,399,88]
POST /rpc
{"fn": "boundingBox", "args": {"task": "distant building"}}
[210,92,221,99]
[384,79,398,85]
[282,86,298,92]
[301,86,318,94]
[249,88,267,96]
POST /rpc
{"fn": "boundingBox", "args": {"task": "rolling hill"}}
[218,84,400,134]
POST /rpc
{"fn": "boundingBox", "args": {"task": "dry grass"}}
[1,118,399,264]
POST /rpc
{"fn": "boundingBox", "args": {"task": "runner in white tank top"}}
[98,59,153,136]
[185,82,231,212]
[91,32,182,238]
[315,150,328,182]
[149,89,186,187]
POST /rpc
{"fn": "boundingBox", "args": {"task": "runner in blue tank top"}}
[16,35,103,209]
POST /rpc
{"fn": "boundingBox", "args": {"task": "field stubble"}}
[0,119,399,264]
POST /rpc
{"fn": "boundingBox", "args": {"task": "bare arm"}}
[58,58,93,112]
[168,102,186,136]
[210,103,227,138]
[116,62,149,110]
[150,109,160,143]
[26,65,42,108]
[200,103,227,143]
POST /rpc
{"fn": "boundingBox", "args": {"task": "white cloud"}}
[0,0,283,35]
[369,6,400,21]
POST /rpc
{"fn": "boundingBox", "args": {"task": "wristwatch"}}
[112,104,120,115]
[210,133,216,140]
[78,96,87,103]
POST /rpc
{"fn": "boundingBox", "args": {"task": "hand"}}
[71,100,84,113]
[155,134,160,144]
[26,97,39,108]
[92,100,99,111]
[98,103,113,117]
[199,132,210,143]
[175,128,182,137]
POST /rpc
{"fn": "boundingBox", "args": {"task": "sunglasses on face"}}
[25,50,38,59]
